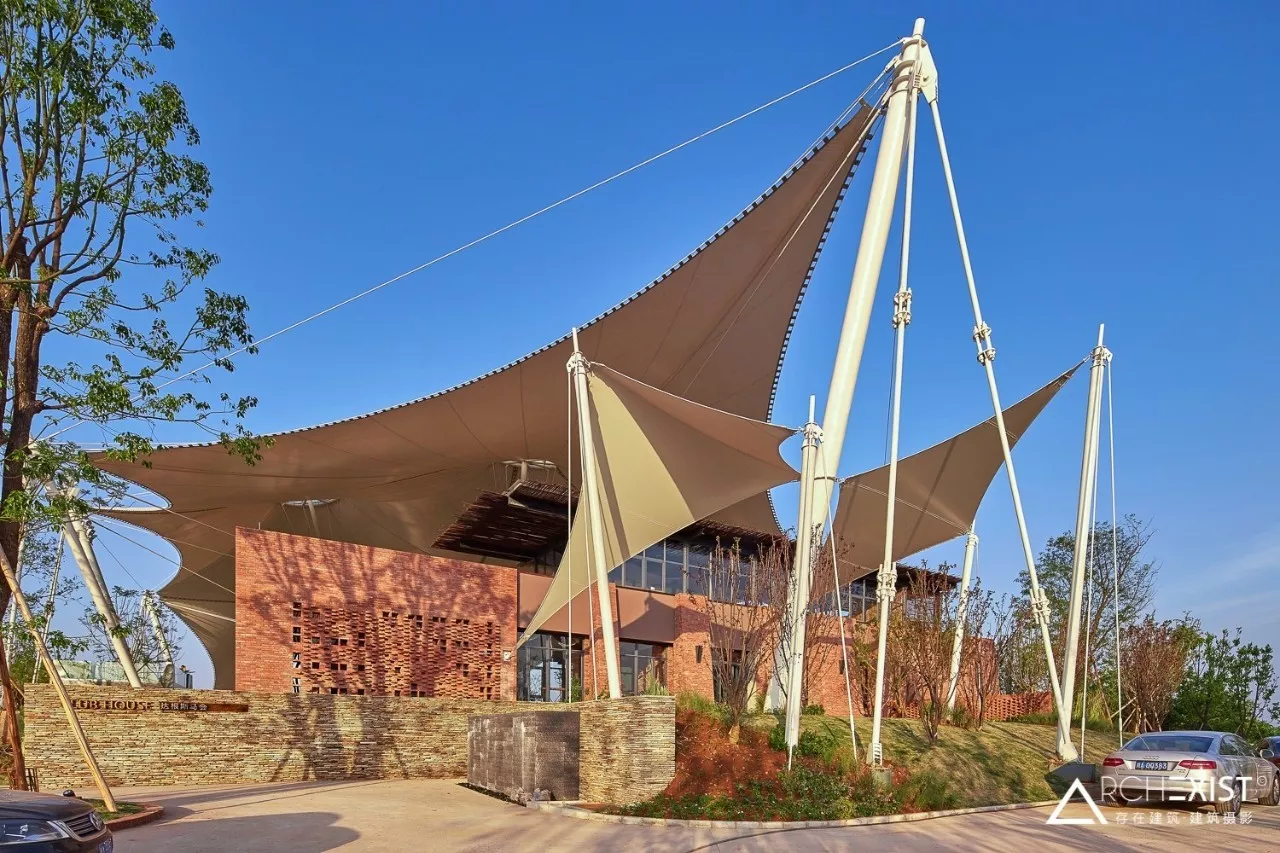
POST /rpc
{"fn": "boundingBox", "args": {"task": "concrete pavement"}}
[109,779,1279,851]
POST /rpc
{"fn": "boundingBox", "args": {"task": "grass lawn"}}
[744,714,1123,807]
[82,798,146,821]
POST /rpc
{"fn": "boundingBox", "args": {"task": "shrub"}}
[776,767,853,820]
[796,729,839,763]
[768,722,787,752]
[898,769,961,812]
[803,704,825,716]
[643,680,670,697]
[1008,711,1115,734]
[677,692,728,724]
[830,743,858,776]
[948,704,975,729]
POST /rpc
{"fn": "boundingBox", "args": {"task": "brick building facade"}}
[232,527,1032,720]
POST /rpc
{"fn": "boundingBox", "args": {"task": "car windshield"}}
[1125,735,1214,753]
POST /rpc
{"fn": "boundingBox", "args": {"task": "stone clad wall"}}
[467,711,580,800]
[579,696,675,805]
[24,684,568,788]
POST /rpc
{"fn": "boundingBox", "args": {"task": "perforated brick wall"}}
[235,528,517,699]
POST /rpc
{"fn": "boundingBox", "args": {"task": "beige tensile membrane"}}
[93,106,880,687]
[517,363,801,647]
[827,365,1078,586]
[91,95,1074,692]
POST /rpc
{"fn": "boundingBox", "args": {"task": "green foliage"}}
[617,767,853,822]
[1006,712,1119,735]
[802,703,825,716]
[765,723,839,763]
[642,679,670,697]
[1014,517,1156,695]
[948,704,975,730]
[896,769,961,812]
[0,0,263,546]
[1167,628,1280,740]
[797,729,839,762]
[676,691,737,727]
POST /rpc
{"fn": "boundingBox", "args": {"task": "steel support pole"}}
[868,22,923,767]
[4,534,25,655]
[946,529,979,712]
[64,513,143,688]
[770,16,926,714]
[39,528,66,645]
[929,96,1077,762]
[567,329,623,699]
[0,544,118,810]
[1059,326,1108,758]
[142,592,177,687]
[784,401,822,755]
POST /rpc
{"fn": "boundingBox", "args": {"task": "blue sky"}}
[43,3,1280,686]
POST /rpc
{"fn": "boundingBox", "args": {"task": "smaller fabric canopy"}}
[830,365,1079,582]
[518,363,799,645]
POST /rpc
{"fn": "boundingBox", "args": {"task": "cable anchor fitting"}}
[973,323,996,365]
[892,289,913,329]
[1030,588,1051,622]
[875,564,898,602]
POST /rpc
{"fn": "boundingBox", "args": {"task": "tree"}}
[1022,515,1158,725]
[995,598,1049,696]
[888,568,962,746]
[1168,628,1280,739]
[704,540,785,742]
[3,526,86,686]
[80,585,181,684]
[1120,614,1197,733]
[0,0,261,786]
[959,585,1008,729]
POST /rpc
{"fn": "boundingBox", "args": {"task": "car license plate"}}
[98,838,113,853]
[1135,761,1168,771]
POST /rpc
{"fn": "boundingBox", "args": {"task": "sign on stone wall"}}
[70,698,249,713]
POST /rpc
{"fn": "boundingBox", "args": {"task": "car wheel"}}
[1214,782,1242,816]
[1260,774,1280,807]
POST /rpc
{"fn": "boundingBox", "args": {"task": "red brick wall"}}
[235,528,518,700]
[667,594,713,698]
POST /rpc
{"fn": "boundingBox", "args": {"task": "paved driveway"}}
[110,779,1280,852]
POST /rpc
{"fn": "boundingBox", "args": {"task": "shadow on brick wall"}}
[239,528,518,781]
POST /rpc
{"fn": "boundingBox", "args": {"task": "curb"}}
[105,804,164,831]
[530,799,1060,829]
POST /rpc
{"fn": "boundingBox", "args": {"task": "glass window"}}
[517,632,584,702]
[623,556,644,588]
[686,550,709,597]
[1125,735,1214,753]
[712,648,742,704]
[618,640,668,695]
[643,544,665,591]
[664,544,686,594]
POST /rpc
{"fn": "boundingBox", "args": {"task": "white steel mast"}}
[1059,325,1109,757]
[946,528,979,712]
[567,329,623,698]
[780,18,926,753]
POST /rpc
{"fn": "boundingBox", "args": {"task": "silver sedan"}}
[1100,730,1280,814]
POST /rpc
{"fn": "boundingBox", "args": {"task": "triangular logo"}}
[1045,778,1108,825]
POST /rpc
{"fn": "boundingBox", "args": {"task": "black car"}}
[0,790,112,852]
[1258,735,1280,770]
